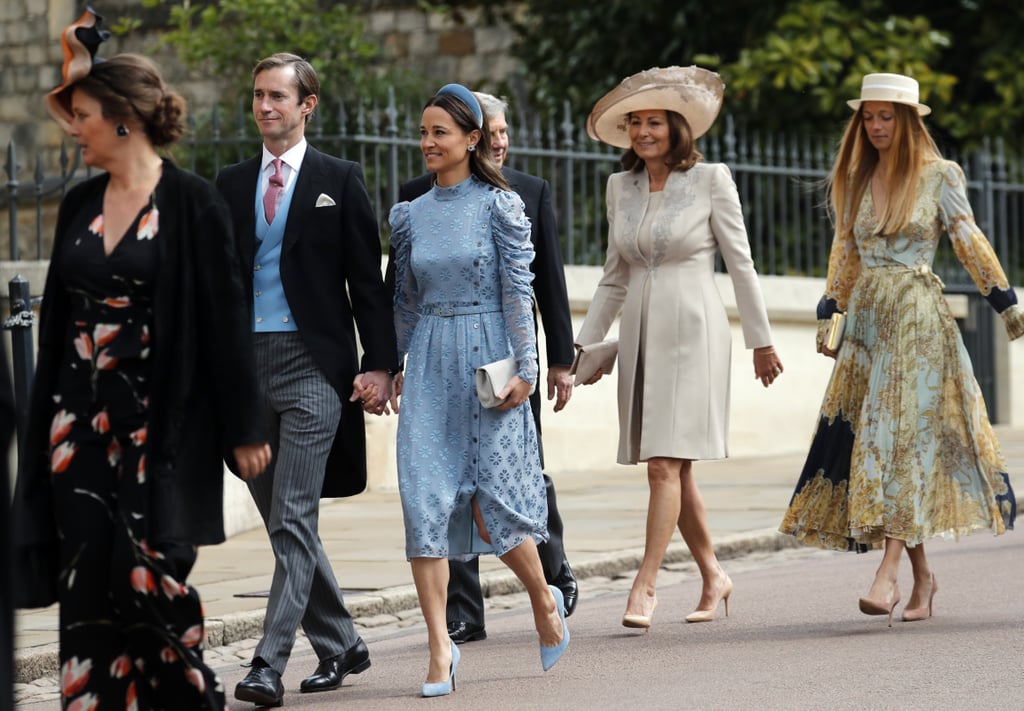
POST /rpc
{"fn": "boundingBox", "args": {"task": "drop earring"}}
[116,124,129,138]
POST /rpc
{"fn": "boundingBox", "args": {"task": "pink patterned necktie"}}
[264,158,284,223]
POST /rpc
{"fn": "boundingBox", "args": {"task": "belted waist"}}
[419,303,502,317]
[865,263,945,289]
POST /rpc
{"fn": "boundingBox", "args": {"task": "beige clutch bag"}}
[824,312,846,351]
[475,356,536,408]
[570,339,619,385]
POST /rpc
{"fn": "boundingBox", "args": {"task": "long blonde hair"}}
[826,103,942,239]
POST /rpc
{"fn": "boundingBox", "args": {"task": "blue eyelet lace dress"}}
[389,175,547,560]
[780,160,1021,552]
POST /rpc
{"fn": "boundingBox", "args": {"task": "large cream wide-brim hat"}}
[847,72,931,116]
[586,65,725,148]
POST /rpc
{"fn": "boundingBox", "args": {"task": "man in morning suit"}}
[216,53,399,707]
[395,91,578,644]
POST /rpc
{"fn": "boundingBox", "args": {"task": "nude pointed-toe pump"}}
[685,576,733,623]
[621,597,658,630]
[902,574,938,622]
[858,583,900,627]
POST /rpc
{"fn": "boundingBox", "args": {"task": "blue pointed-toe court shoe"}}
[422,640,460,697]
[540,585,570,672]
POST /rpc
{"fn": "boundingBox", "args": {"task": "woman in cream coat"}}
[578,66,783,629]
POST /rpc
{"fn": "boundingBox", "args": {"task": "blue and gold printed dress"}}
[781,160,1021,551]
[389,175,548,560]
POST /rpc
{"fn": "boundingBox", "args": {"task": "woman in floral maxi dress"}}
[13,16,269,710]
[780,73,1020,625]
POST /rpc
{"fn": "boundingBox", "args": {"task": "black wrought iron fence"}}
[6,92,1024,288]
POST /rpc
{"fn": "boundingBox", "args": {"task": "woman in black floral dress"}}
[11,10,270,710]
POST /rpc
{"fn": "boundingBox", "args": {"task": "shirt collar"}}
[261,137,307,174]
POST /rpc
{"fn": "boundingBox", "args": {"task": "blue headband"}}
[435,83,484,129]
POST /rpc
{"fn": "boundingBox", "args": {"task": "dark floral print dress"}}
[50,189,226,711]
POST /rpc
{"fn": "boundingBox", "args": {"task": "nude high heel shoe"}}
[858,583,900,627]
[685,575,733,623]
[621,597,658,630]
[901,574,937,622]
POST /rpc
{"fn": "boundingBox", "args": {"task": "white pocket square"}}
[315,193,336,207]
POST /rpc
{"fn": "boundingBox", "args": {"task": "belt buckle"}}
[436,306,455,317]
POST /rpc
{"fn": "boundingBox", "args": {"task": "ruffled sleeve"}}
[388,201,418,360]
[938,160,1022,339]
[490,189,538,386]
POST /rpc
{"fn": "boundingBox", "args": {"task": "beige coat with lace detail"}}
[577,162,773,464]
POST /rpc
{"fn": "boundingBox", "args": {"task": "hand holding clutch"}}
[570,339,619,385]
[476,357,536,408]
[823,312,846,352]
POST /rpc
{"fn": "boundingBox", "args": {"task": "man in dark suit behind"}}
[216,53,398,708]
[395,91,579,644]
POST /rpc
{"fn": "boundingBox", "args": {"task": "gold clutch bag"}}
[824,312,846,351]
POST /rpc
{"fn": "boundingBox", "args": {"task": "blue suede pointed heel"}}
[421,640,460,697]
[540,585,570,672]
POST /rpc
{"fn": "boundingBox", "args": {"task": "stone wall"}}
[1,0,182,161]
[0,0,522,159]
[365,2,520,91]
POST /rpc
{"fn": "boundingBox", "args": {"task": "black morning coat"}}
[11,160,268,607]
[216,146,400,498]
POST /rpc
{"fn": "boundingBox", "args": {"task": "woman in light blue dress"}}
[387,85,569,696]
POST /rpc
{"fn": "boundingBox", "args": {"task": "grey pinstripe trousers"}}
[248,332,361,673]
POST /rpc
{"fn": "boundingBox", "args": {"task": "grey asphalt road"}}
[223,533,1022,711]
[19,532,1023,710]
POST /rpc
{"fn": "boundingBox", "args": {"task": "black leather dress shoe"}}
[447,620,487,644]
[234,657,284,707]
[552,561,579,617]
[299,639,371,693]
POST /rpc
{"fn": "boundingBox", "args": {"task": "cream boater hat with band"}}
[847,72,931,116]
[586,65,725,148]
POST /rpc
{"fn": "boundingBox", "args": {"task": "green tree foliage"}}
[711,0,1024,148]
[454,0,789,114]
[132,0,401,105]
[427,0,1024,151]
[893,0,1024,150]
[701,0,956,142]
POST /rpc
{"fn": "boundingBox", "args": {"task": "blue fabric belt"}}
[419,303,502,317]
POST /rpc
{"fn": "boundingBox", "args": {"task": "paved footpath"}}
[13,427,1024,706]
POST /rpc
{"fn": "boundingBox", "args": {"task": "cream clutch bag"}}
[824,312,846,351]
[570,338,619,385]
[475,357,536,408]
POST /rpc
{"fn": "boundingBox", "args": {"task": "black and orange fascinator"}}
[44,5,110,133]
